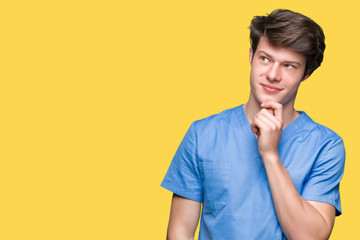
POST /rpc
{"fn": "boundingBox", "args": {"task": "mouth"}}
[261,83,282,93]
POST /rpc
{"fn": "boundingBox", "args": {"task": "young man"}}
[161,9,345,240]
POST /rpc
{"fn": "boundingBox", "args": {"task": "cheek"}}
[285,68,306,79]
[283,72,304,87]
[250,66,264,82]
[285,82,302,96]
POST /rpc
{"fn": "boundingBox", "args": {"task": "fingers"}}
[251,102,284,139]
[251,110,280,140]
[256,109,282,129]
[251,103,284,157]
[261,101,283,123]
[253,110,280,130]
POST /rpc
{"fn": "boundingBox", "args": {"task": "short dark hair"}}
[249,9,325,75]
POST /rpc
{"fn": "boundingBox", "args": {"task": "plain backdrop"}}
[1,0,358,239]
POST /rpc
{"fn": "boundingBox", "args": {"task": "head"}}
[246,10,326,112]
[249,9,325,76]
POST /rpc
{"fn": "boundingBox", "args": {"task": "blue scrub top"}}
[161,105,345,240]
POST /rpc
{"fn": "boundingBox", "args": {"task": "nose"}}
[266,63,281,82]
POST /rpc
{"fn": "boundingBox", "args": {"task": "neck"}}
[243,98,299,129]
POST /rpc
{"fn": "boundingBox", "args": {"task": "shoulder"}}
[301,113,345,154]
[191,105,241,133]
[303,114,343,142]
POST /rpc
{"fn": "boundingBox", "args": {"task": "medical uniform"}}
[161,105,345,240]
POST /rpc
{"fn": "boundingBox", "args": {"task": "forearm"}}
[167,229,194,240]
[262,154,333,240]
[166,194,200,240]
[167,220,196,240]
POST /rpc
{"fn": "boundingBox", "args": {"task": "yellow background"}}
[1,0,358,239]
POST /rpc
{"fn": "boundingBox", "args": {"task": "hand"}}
[250,102,284,158]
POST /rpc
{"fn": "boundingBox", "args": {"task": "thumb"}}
[250,121,260,138]
[265,108,274,116]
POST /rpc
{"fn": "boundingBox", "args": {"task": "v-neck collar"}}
[235,104,309,141]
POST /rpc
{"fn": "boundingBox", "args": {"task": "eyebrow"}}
[257,51,303,66]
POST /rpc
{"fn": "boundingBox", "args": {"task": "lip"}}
[261,83,282,93]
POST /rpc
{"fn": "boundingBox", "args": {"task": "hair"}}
[249,9,325,75]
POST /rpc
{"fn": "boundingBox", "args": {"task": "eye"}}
[284,64,294,69]
[261,57,269,62]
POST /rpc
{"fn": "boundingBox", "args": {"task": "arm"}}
[262,154,335,240]
[167,194,201,240]
[251,102,335,240]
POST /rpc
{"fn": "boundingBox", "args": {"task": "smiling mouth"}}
[261,84,282,93]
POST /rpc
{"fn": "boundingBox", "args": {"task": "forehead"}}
[255,37,306,64]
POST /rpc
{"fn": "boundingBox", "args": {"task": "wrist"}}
[260,152,280,164]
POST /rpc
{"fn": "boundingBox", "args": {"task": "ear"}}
[302,69,311,82]
[249,47,254,63]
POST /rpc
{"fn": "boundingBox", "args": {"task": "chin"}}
[259,96,280,104]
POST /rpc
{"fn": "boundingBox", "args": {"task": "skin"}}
[166,37,335,240]
[166,194,201,240]
[245,37,310,128]
[245,37,335,240]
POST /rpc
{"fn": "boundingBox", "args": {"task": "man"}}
[161,9,345,240]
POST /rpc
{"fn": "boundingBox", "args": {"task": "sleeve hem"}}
[160,182,203,203]
[303,196,342,216]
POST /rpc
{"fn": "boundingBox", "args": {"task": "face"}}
[248,37,309,110]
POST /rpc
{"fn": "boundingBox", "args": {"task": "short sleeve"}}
[302,137,345,216]
[161,123,203,202]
